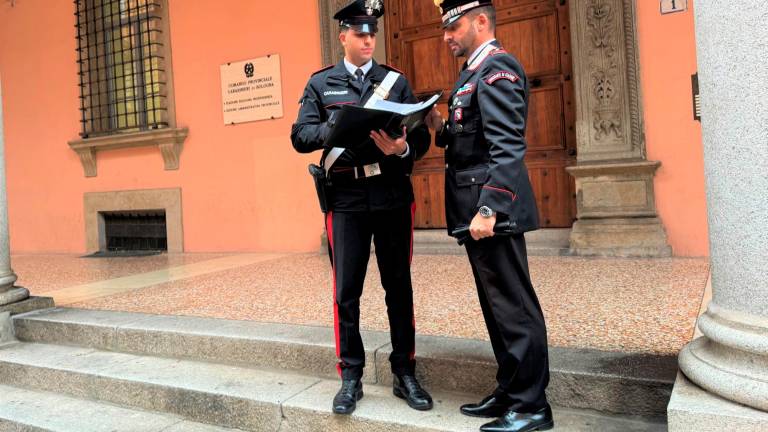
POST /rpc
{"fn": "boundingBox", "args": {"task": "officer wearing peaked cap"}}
[291,0,433,417]
[425,1,554,431]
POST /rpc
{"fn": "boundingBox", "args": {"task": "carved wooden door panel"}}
[386,0,577,228]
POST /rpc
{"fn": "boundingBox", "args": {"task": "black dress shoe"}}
[393,375,433,411]
[332,379,363,415]
[480,405,554,432]
[460,393,513,418]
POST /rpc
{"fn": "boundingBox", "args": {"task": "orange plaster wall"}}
[635,0,709,256]
[1,1,710,256]
[0,0,325,253]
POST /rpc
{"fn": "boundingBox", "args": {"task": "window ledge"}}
[68,127,189,177]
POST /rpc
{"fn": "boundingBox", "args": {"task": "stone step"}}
[0,384,245,432]
[0,343,666,432]
[321,229,573,256]
[13,308,677,417]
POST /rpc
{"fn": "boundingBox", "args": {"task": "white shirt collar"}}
[343,58,374,78]
[467,38,497,65]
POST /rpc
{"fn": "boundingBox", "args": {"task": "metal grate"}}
[102,210,167,252]
[75,0,168,138]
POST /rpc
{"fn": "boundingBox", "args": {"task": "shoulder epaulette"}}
[489,48,508,56]
[380,64,405,75]
[311,65,334,76]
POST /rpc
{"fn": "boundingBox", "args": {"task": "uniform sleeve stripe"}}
[483,185,518,200]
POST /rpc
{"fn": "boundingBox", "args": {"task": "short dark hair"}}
[468,6,496,30]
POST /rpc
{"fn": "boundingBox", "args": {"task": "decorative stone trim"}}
[318,0,349,66]
[570,0,645,162]
[83,188,183,254]
[68,127,188,177]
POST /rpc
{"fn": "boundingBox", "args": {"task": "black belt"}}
[330,163,383,180]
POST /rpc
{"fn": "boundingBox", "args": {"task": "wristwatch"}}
[479,206,495,218]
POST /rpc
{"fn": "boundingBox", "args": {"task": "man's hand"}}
[470,212,496,241]
[425,106,444,132]
[370,127,408,156]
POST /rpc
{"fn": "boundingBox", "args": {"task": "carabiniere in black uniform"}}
[435,24,552,423]
[290,0,432,415]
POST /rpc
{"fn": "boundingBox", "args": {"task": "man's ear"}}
[339,30,347,45]
[476,13,488,31]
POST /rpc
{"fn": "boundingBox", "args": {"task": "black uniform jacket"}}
[436,40,539,235]
[291,60,431,212]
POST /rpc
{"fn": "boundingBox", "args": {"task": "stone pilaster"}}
[566,0,671,257]
[669,1,768,429]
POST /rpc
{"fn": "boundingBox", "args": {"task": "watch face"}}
[480,206,493,217]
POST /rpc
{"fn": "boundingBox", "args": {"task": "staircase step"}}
[0,343,666,432]
[321,229,573,256]
[13,308,676,417]
[0,384,243,432]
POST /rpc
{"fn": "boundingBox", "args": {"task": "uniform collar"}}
[467,38,497,67]
[343,58,374,78]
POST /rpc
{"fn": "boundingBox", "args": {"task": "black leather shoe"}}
[332,379,363,415]
[479,405,554,432]
[393,375,433,411]
[460,393,513,418]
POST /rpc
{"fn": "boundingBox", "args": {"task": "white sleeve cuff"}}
[398,142,411,158]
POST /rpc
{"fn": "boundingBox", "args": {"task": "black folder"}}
[324,92,442,150]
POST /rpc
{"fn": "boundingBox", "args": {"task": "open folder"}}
[324,92,442,150]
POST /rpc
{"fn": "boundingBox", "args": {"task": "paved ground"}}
[14,251,710,355]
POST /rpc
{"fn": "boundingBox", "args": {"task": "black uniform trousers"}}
[465,234,550,413]
[325,204,417,380]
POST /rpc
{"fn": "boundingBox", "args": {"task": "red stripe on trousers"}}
[410,202,417,361]
[326,211,343,377]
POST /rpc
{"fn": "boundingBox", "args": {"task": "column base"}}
[0,296,54,316]
[678,304,768,412]
[0,287,29,307]
[669,372,768,431]
[569,217,672,257]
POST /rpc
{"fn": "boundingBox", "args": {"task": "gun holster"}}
[308,164,332,213]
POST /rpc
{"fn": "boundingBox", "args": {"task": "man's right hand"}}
[425,107,445,133]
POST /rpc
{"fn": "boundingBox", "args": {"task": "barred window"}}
[75,0,168,138]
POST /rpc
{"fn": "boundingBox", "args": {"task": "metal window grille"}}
[75,0,168,138]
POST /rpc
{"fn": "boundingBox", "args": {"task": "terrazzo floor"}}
[16,251,710,355]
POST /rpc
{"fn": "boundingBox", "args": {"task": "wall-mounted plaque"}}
[220,54,284,125]
[660,0,687,14]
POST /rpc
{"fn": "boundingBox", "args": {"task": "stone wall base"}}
[570,217,672,257]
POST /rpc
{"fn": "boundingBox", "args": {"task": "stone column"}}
[566,0,671,257]
[0,77,28,308]
[670,1,768,429]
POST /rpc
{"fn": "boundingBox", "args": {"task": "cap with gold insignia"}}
[334,0,384,35]
[435,0,493,27]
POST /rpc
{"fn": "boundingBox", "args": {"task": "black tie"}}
[355,68,365,84]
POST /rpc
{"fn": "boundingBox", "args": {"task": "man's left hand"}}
[470,212,496,241]
[371,127,408,156]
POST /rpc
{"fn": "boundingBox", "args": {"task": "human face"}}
[443,15,477,58]
[340,29,376,66]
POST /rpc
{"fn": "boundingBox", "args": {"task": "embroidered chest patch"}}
[454,108,463,122]
[485,71,519,85]
[456,83,475,96]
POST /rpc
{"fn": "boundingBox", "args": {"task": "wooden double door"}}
[385,0,577,228]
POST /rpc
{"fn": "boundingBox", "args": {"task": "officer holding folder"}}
[290,0,432,416]
[426,1,553,431]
